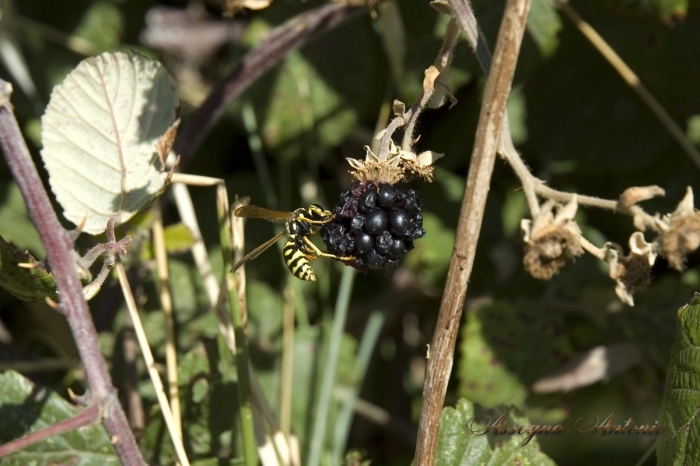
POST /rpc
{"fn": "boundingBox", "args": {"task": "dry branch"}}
[413,0,533,463]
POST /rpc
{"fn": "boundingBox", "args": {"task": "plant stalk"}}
[413,0,533,464]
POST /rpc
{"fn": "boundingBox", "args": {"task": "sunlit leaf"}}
[436,398,557,466]
[0,371,118,465]
[41,51,179,235]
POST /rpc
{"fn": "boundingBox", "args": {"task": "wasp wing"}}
[234,205,292,224]
[230,230,287,273]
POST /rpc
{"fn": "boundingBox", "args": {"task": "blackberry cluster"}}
[321,182,425,270]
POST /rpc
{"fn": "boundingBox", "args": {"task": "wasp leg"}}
[302,237,356,261]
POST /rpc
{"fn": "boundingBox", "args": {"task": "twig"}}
[216,181,258,466]
[280,284,295,439]
[414,0,532,464]
[173,3,364,168]
[152,202,183,442]
[116,262,191,466]
[0,404,101,457]
[555,0,700,171]
[0,79,145,464]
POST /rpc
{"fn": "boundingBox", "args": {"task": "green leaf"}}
[0,235,58,302]
[458,299,573,407]
[41,51,179,235]
[255,48,357,161]
[143,340,239,463]
[649,0,688,20]
[164,223,197,254]
[527,0,562,58]
[247,280,284,341]
[72,0,123,51]
[501,188,528,237]
[657,295,700,466]
[436,398,557,466]
[0,181,45,256]
[0,371,118,465]
[404,212,455,285]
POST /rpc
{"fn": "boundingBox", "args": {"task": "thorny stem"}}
[173,3,363,168]
[414,0,532,465]
[0,80,145,464]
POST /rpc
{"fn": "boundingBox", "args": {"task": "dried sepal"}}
[421,66,441,107]
[604,232,656,306]
[617,185,665,209]
[521,196,584,280]
[393,100,406,118]
[656,187,700,271]
[430,0,451,15]
[156,119,181,166]
[347,142,442,185]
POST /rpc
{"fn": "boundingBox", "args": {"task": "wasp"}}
[231,204,353,281]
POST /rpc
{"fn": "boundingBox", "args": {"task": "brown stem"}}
[0,404,101,457]
[173,3,363,168]
[413,0,532,464]
[0,81,145,464]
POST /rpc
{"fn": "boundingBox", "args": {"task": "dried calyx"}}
[521,196,584,280]
[347,140,443,185]
[521,186,700,307]
[655,187,700,272]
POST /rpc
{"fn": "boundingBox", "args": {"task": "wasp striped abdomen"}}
[282,238,315,281]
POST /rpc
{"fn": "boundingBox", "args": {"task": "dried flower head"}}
[656,187,700,271]
[521,196,584,280]
[605,232,656,306]
[347,141,443,185]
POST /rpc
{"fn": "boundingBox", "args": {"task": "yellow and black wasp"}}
[231,204,353,281]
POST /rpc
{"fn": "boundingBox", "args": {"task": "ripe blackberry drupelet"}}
[321,182,425,270]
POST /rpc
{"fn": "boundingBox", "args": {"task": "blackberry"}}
[321,181,426,270]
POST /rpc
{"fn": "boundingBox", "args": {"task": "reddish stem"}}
[0,81,145,464]
[0,404,100,457]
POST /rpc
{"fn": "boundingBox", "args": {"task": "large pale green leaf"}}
[0,235,58,302]
[657,295,700,466]
[0,371,118,465]
[436,398,557,466]
[41,51,179,235]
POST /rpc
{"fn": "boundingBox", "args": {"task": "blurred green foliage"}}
[0,0,699,464]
